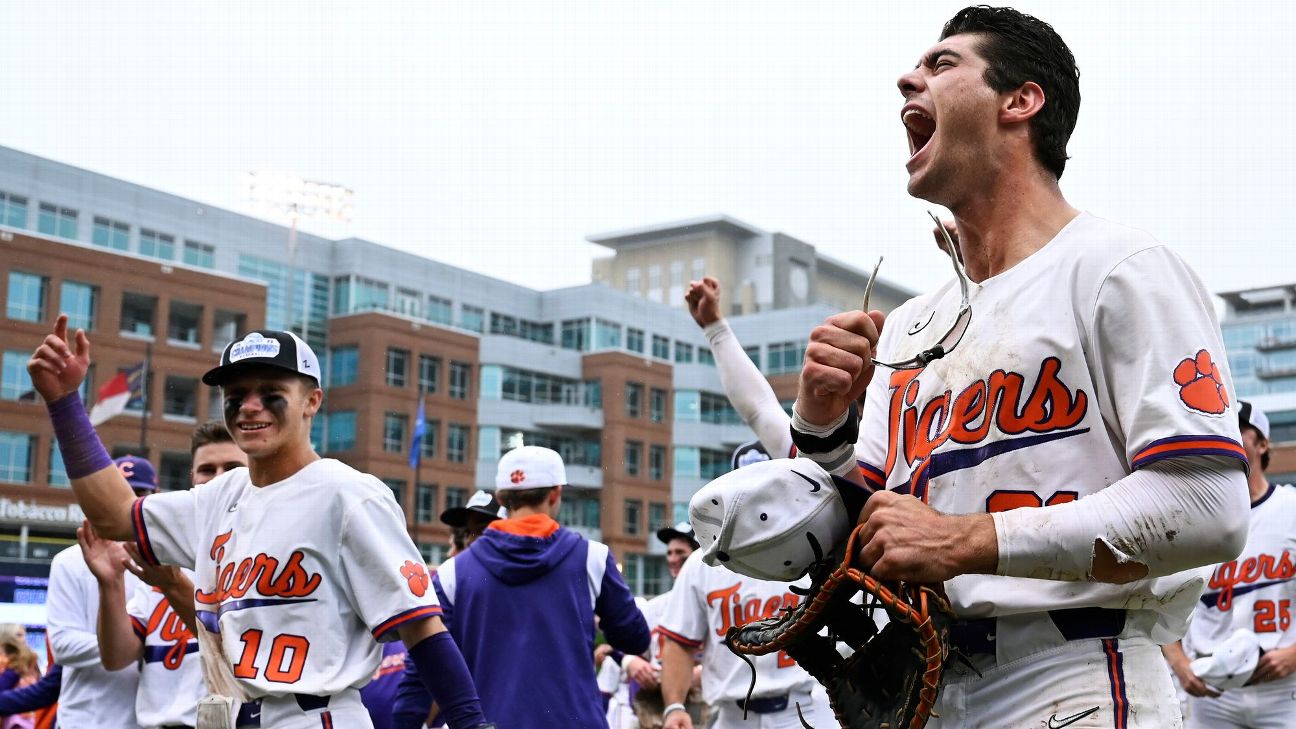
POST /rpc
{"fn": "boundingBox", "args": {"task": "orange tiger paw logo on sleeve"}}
[401,560,430,598]
[1174,349,1230,415]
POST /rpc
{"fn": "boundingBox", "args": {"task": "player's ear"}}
[1000,80,1045,124]
[302,380,323,416]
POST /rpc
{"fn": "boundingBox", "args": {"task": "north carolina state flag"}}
[88,363,145,426]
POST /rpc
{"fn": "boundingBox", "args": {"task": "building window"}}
[744,345,761,369]
[625,440,642,476]
[386,348,409,388]
[328,346,359,387]
[445,486,469,510]
[167,301,202,346]
[701,391,740,424]
[700,448,730,480]
[767,341,805,374]
[558,488,602,530]
[421,420,439,460]
[675,342,694,364]
[652,335,670,360]
[561,319,590,351]
[2,351,32,400]
[669,261,684,303]
[92,216,129,250]
[37,203,77,239]
[650,388,667,423]
[627,328,645,353]
[183,240,215,268]
[594,319,622,350]
[159,452,190,492]
[383,413,408,453]
[624,499,642,536]
[498,367,600,407]
[6,272,46,322]
[120,293,157,337]
[325,411,357,452]
[416,483,438,524]
[384,479,406,509]
[649,502,669,532]
[625,267,640,295]
[447,424,469,462]
[647,265,663,303]
[396,288,421,318]
[458,305,485,333]
[420,542,449,565]
[449,362,471,400]
[692,258,706,282]
[418,355,441,394]
[674,390,700,422]
[0,192,27,228]
[698,347,715,367]
[48,442,68,487]
[625,382,643,418]
[427,296,453,325]
[649,445,666,481]
[0,432,34,483]
[162,376,197,419]
[139,229,175,260]
[213,310,247,350]
[59,281,97,332]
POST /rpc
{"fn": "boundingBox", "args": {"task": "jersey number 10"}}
[233,629,311,683]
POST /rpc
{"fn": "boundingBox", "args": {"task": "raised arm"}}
[27,315,136,540]
[687,277,793,458]
[78,522,144,671]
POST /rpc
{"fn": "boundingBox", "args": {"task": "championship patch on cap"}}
[690,458,854,581]
[203,330,320,386]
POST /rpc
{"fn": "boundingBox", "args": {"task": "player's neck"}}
[1248,472,1271,504]
[949,169,1078,283]
[247,443,320,486]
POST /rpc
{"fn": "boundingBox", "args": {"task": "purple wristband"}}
[409,632,486,729]
[47,392,113,478]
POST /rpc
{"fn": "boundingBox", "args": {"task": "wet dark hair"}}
[941,5,1080,178]
[190,420,235,457]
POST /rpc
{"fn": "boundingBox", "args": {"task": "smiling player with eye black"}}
[27,319,495,729]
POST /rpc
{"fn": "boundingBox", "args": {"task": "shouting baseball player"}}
[784,6,1249,727]
[1163,401,1296,728]
[27,320,494,729]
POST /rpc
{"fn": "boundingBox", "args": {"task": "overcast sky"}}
[2,0,1291,299]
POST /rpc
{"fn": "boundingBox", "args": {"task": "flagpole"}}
[139,342,152,456]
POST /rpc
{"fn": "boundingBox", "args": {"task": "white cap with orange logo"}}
[495,446,567,491]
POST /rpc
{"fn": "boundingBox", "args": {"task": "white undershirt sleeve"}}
[704,319,793,458]
[993,455,1248,582]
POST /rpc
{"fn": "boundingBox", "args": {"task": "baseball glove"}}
[724,523,956,729]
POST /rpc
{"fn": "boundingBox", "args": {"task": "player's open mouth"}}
[238,423,271,432]
[903,107,936,161]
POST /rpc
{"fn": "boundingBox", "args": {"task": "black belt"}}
[735,694,789,713]
[294,694,331,712]
[951,607,1127,657]
[161,725,195,729]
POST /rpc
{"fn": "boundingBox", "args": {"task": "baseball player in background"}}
[1163,401,1296,728]
[27,320,494,729]
[430,446,650,729]
[46,456,150,729]
[788,6,1250,727]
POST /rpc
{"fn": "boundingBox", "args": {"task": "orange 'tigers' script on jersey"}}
[1207,552,1296,611]
[706,582,799,637]
[195,530,323,605]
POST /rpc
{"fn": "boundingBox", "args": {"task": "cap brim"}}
[656,527,693,545]
[441,505,501,528]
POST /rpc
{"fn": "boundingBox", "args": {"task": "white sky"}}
[2,0,1292,298]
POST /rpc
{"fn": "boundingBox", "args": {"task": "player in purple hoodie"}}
[430,446,649,728]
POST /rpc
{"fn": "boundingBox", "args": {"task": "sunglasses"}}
[861,211,972,371]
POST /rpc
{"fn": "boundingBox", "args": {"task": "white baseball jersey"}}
[853,213,1246,650]
[642,591,670,665]
[1185,483,1296,657]
[127,571,204,728]
[656,550,816,704]
[45,545,143,729]
[131,459,439,700]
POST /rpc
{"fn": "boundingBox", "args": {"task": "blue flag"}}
[409,396,428,470]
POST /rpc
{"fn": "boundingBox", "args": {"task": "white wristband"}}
[663,702,688,717]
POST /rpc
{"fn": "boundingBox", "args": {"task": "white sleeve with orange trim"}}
[131,488,201,570]
[654,551,706,649]
[338,490,441,642]
[1086,244,1247,470]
